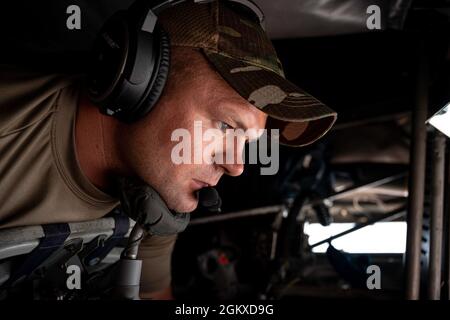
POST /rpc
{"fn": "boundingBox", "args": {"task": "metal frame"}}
[428,131,447,299]
[0,218,134,261]
[404,37,429,300]
[309,207,406,249]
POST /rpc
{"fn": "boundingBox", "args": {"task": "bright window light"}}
[304,222,407,254]
[427,102,450,138]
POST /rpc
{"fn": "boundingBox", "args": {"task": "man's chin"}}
[169,194,199,213]
[171,203,198,213]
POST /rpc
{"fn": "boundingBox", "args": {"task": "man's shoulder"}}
[0,64,80,88]
[0,64,83,99]
[0,64,82,136]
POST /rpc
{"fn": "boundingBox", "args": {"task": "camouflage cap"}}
[159,0,337,147]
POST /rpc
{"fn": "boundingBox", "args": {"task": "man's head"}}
[117,46,267,212]
[107,0,337,212]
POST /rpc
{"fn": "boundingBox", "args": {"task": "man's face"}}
[118,49,267,212]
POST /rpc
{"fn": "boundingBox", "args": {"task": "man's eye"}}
[218,121,234,132]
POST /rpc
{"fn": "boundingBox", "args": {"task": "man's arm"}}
[140,286,174,300]
[137,234,178,299]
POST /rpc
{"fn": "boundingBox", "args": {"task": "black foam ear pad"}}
[131,29,171,120]
[88,11,130,106]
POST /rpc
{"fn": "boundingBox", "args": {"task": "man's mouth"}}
[192,179,211,189]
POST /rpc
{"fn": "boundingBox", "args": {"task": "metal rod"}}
[121,224,145,260]
[428,131,446,299]
[366,185,409,198]
[306,173,407,208]
[309,207,406,249]
[189,205,287,226]
[405,37,428,300]
[447,143,450,300]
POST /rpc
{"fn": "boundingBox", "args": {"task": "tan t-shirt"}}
[0,65,176,293]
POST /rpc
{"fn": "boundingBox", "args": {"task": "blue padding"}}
[2,223,71,288]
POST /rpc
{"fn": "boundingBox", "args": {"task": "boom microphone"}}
[113,178,222,299]
[119,178,222,236]
[198,187,222,213]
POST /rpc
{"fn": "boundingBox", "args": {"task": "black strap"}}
[2,223,71,288]
[84,214,130,266]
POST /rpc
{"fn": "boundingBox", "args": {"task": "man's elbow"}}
[140,286,174,300]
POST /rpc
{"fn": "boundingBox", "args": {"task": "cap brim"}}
[203,50,337,147]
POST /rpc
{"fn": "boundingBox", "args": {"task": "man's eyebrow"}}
[219,103,253,131]
[231,115,249,131]
[220,106,266,142]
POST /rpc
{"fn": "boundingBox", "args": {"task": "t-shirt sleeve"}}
[137,234,178,293]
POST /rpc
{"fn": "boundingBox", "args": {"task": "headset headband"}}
[89,0,265,122]
[135,0,265,33]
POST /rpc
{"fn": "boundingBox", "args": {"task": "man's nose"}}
[220,161,244,177]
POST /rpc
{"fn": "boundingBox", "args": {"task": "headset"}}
[88,0,265,235]
[87,0,265,123]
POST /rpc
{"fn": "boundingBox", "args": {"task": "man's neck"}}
[75,92,128,195]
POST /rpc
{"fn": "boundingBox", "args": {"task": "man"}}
[0,1,336,299]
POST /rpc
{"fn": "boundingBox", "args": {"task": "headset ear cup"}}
[88,11,129,107]
[133,29,171,120]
